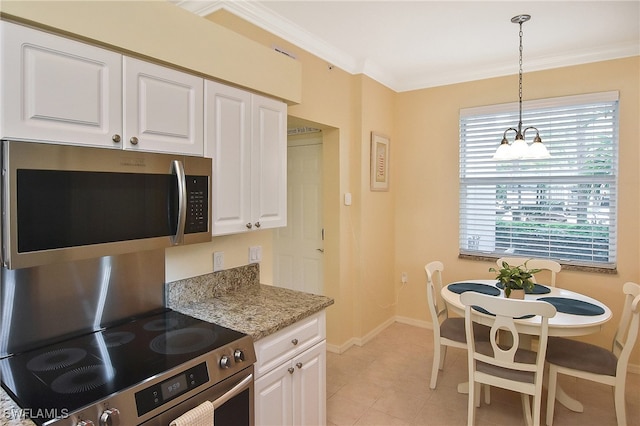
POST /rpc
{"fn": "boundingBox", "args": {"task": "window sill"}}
[458,253,617,274]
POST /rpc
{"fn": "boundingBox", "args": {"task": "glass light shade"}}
[526,140,551,159]
[492,143,513,160]
[510,138,529,159]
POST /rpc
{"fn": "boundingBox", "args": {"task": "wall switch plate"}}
[401,272,408,284]
[249,246,262,263]
[213,252,224,272]
[344,192,352,206]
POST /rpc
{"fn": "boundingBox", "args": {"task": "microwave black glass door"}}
[16,169,179,252]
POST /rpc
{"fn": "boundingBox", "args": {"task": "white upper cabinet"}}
[205,81,287,235]
[1,22,204,156]
[1,21,121,148]
[251,94,288,231]
[123,57,203,156]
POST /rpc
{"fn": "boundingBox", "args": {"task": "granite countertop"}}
[170,283,334,340]
[165,263,334,341]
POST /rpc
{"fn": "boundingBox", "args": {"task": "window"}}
[459,91,619,269]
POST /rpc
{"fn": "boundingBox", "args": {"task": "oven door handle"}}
[211,373,253,410]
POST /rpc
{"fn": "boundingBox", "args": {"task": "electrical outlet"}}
[213,252,224,272]
[249,246,262,264]
[401,272,408,284]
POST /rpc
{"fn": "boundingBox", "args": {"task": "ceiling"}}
[171,1,640,92]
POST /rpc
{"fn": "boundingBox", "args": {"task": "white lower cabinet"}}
[254,311,327,426]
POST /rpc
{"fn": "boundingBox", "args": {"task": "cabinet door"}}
[205,81,252,235]
[1,21,122,148]
[124,57,203,155]
[293,341,326,426]
[251,94,287,230]
[254,363,293,426]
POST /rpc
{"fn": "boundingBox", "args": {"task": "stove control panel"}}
[134,362,209,416]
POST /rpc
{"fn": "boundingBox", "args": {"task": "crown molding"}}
[172,1,639,93]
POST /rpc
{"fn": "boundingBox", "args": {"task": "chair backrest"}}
[425,261,447,328]
[496,257,561,286]
[460,292,556,386]
[612,282,640,376]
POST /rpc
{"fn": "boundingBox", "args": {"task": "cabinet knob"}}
[246,223,253,229]
[254,221,261,228]
[130,136,139,145]
[112,134,121,143]
[296,362,303,369]
[287,367,295,374]
[291,338,298,346]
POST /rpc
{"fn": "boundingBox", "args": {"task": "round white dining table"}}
[441,279,612,412]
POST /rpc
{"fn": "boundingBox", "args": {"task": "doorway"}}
[273,122,324,295]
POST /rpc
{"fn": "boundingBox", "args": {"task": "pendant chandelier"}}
[493,14,551,161]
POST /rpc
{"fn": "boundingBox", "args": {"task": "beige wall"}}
[394,57,640,364]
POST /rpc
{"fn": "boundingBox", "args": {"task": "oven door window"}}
[215,388,250,425]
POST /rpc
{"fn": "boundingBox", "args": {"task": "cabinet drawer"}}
[254,311,325,378]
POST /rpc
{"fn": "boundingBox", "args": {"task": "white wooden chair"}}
[545,281,640,426]
[461,291,556,426]
[496,257,561,287]
[425,261,490,392]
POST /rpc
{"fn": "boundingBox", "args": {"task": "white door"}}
[123,56,203,155]
[274,136,324,294]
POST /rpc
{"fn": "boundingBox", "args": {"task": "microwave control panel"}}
[185,176,209,234]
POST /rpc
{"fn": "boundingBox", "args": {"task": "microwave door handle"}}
[211,373,253,410]
[171,160,187,245]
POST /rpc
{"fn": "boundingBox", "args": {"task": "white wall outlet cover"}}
[249,246,262,263]
[213,252,224,272]
[344,192,352,206]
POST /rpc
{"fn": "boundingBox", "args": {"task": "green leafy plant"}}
[489,260,541,297]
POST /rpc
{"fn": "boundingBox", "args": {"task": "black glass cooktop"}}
[0,309,246,425]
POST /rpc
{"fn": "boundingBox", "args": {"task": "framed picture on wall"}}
[370,132,390,191]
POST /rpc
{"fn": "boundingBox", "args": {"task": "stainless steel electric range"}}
[0,308,256,426]
[0,248,256,426]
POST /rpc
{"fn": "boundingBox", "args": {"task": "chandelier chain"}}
[518,22,524,129]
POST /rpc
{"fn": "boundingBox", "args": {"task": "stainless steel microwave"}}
[1,141,211,269]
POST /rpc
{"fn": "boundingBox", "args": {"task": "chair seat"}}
[441,317,491,343]
[546,336,618,376]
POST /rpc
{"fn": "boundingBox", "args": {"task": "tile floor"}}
[326,322,640,426]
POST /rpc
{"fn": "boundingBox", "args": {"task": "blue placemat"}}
[495,282,551,294]
[448,282,501,296]
[471,306,534,320]
[538,297,605,316]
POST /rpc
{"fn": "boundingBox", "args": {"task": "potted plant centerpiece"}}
[489,260,541,299]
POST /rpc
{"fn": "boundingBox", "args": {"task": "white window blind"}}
[459,91,619,268]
